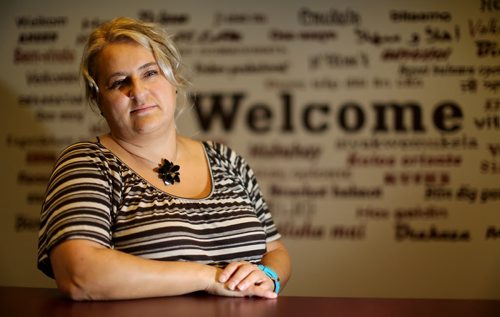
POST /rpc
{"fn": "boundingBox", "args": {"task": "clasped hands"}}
[206,261,277,299]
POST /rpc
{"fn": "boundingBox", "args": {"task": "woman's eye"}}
[144,69,159,78]
[109,80,124,90]
[108,77,129,90]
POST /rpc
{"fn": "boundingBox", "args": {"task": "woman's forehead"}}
[96,42,156,78]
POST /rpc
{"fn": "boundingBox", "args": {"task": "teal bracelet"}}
[257,264,281,294]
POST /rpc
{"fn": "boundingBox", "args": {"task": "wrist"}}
[200,265,219,292]
[257,264,280,294]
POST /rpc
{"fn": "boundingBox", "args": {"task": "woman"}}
[37,17,291,300]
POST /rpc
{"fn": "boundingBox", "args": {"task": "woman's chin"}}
[132,118,171,135]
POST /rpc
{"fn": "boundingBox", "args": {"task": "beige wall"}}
[1,0,499,299]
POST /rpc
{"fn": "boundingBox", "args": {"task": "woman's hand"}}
[205,262,277,299]
[206,239,292,299]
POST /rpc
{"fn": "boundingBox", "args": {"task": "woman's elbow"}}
[50,240,108,300]
[55,273,95,301]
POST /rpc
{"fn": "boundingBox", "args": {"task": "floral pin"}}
[156,158,180,186]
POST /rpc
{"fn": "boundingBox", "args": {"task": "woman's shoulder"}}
[202,139,252,172]
[203,140,237,159]
[55,138,115,164]
[58,138,102,154]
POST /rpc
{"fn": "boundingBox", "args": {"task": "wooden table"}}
[1,287,499,317]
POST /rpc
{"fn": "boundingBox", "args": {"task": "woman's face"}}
[95,41,177,140]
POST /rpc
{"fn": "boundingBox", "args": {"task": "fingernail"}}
[238,283,247,291]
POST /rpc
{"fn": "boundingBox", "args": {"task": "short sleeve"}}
[37,142,117,278]
[210,141,281,243]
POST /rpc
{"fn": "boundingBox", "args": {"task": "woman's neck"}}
[104,131,182,166]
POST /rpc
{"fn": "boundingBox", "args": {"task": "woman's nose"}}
[128,78,147,101]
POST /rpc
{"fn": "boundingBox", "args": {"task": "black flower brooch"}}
[156,158,181,186]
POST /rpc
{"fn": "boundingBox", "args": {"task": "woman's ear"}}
[90,82,100,102]
[90,84,104,116]
[97,104,104,117]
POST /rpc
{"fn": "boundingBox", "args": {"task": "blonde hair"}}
[80,17,190,113]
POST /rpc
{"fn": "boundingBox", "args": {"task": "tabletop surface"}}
[1,286,500,317]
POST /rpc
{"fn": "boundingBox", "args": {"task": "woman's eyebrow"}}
[107,62,158,81]
[138,62,158,71]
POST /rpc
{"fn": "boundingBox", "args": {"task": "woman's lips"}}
[131,105,156,114]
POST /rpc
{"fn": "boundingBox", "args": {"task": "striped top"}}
[37,140,280,278]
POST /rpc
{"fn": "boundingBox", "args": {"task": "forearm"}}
[51,240,216,300]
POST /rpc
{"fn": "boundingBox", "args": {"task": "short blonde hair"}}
[80,17,190,112]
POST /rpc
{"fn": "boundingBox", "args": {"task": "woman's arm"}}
[260,240,292,289]
[50,239,246,300]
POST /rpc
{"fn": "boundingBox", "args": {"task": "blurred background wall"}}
[1,0,499,299]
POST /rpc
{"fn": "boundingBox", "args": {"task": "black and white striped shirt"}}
[37,140,280,278]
